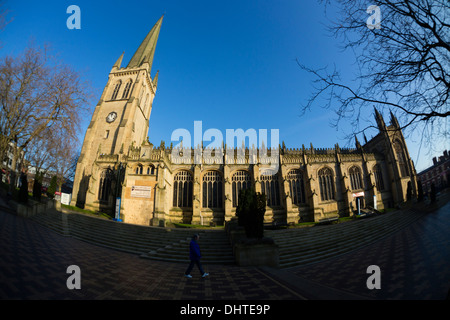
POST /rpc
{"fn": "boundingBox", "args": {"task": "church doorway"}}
[352,191,365,215]
[355,196,364,214]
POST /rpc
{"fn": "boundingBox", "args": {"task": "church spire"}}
[355,135,362,150]
[152,70,159,87]
[390,110,400,128]
[374,107,386,131]
[127,15,163,72]
[113,51,124,69]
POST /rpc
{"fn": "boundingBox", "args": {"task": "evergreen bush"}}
[33,172,42,201]
[47,175,57,199]
[236,188,266,239]
[18,171,28,204]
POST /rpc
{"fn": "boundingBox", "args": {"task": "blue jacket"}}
[189,239,201,261]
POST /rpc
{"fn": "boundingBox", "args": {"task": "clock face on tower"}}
[106,112,117,123]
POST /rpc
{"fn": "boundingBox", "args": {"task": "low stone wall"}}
[225,219,280,268]
[15,199,57,218]
[234,240,279,268]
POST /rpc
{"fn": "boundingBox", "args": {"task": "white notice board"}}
[131,186,151,198]
[61,193,72,205]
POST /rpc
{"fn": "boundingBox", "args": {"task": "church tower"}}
[364,108,418,206]
[71,16,163,211]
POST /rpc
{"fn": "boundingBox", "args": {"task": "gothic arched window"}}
[173,170,193,208]
[135,164,143,175]
[122,79,133,99]
[232,170,252,207]
[318,167,335,201]
[202,171,223,208]
[260,172,280,207]
[373,164,385,191]
[98,169,114,202]
[287,169,305,205]
[393,140,408,177]
[146,165,155,175]
[111,80,122,100]
[349,166,363,190]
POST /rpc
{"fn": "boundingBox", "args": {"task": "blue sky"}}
[1,0,446,171]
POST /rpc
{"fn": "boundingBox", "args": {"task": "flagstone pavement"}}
[0,196,449,301]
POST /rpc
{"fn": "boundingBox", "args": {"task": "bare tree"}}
[0,0,10,31]
[298,0,449,148]
[24,117,82,196]
[26,128,56,177]
[49,126,80,192]
[0,43,92,188]
[63,151,80,189]
[25,129,54,198]
[0,0,11,49]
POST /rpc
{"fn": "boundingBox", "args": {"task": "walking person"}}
[185,234,209,278]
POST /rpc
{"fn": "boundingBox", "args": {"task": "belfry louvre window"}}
[122,80,133,99]
[111,81,122,100]
[318,167,335,201]
[202,171,223,208]
[173,171,193,208]
[287,169,306,205]
[232,170,252,207]
[349,166,363,190]
[260,172,280,207]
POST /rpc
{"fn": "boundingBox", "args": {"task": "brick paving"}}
[0,196,449,301]
[0,205,302,300]
[290,209,450,300]
[266,200,450,300]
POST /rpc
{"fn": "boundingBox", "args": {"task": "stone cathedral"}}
[71,16,418,227]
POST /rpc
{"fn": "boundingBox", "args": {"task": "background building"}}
[417,150,450,194]
[1,141,26,187]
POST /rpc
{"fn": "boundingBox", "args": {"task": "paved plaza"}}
[0,196,449,301]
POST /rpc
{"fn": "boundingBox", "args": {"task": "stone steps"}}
[29,208,66,235]
[266,209,425,268]
[272,212,415,251]
[29,209,235,264]
[140,231,235,264]
[28,205,427,269]
[68,214,192,253]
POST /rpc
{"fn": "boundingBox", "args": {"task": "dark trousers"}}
[185,259,205,275]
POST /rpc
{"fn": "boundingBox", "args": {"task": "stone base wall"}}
[234,242,279,268]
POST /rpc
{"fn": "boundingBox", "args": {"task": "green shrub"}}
[18,172,28,204]
[47,175,57,199]
[33,172,42,200]
[236,188,266,239]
